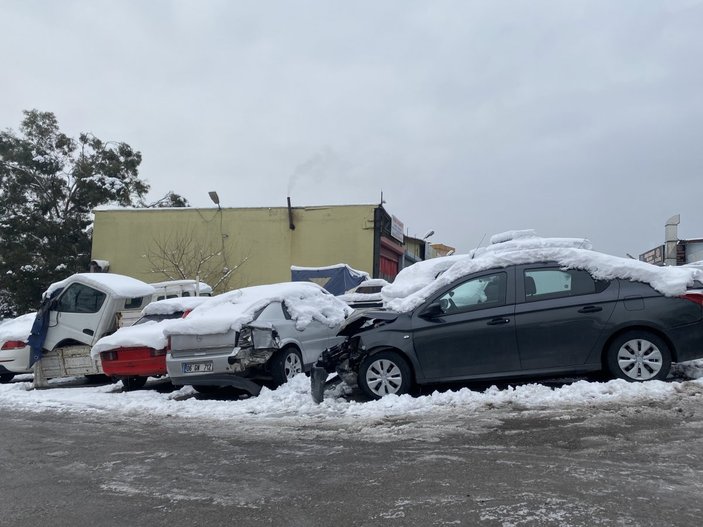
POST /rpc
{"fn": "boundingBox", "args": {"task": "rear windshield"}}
[134,312,184,325]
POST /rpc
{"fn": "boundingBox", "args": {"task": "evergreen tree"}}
[0,109,187,316]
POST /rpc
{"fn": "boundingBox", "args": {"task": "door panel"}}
[43,283,107,351]
[515,265,619,370]
[411,270,520,380]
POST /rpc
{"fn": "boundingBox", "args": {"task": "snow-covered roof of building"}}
[382,230,703,313]
[165,282,352,337]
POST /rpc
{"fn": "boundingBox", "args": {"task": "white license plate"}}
[182,361,213,374]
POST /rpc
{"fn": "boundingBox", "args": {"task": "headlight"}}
[238,327,252,348]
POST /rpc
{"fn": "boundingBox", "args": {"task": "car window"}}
[135,312,184,325]
[56,283,106,314]
[124,296,145,310]
[524,268,608,302]
[437,272,507,314]
[355,286,383,294]
[254,302,284,322]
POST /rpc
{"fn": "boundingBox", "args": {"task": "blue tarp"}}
[27,287,63,367]
[291,264,369,296]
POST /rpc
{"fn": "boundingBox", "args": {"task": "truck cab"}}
[33,274,155,386]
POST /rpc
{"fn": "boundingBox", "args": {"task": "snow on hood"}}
[0,313,36,343]
[383,230,703,313]
[142,296,211,316]
[164,282,352,337]
[44,273,155,300]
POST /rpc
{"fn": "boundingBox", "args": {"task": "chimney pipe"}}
[287,197,295,230]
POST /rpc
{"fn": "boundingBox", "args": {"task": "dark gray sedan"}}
[312,262,703,401]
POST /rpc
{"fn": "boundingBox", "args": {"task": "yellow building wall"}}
[91,205,377,291]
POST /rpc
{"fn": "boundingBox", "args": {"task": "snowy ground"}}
[2,360,703,441]
[3,363,703,526]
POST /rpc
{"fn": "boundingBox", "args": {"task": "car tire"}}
[606,330,671,381]
[270,347,303,386]
[358,350,412,399]
[122,376,147,391]
[0,373,14,383]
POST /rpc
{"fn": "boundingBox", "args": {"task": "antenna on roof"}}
[471,233,486,259]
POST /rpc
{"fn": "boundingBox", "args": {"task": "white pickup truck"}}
[31,273,158,387]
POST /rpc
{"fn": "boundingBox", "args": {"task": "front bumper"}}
[310,338,360,403]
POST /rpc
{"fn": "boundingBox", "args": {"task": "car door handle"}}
[487,317,510,325]
[82,329,94,336]
[578,306,603,314]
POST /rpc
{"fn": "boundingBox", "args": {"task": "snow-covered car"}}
[311,230,703,401]
[0,313,36,383]
[165,282,351,395]
[337,278,390,309]
[91,296,210,390]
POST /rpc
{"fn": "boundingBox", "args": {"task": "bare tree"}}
[144,226,248,293]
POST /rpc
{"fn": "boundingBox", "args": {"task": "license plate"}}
[182,361,213,374]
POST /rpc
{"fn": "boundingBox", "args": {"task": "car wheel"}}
[0,373,14,383]
[606,331,671,381]
[359,350,412,399]
[122,376,147,391]
[271,347,303,386]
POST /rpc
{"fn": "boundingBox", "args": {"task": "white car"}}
[0,313,36,382]
[165,282,351,395]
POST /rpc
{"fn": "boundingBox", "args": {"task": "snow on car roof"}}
[90,317,186,357]
[165,281,352,336]
[91,297,213,357]
[383,230,703,313]
[142,296,211,316]
[0,313,36,343]
[44,273,155,300]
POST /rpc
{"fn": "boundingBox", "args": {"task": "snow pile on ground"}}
[1,372,701,425]
[0,312,36,343]
[383,230,703,312]
[165,282,352,336]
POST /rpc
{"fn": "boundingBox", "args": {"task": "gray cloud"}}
[2,0,702,258]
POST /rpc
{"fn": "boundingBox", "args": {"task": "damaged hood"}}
[337,309,399,336]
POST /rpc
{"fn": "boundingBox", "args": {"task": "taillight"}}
[680,293,703,306]
[182,310,192,318]
[101,351,118,361]
[150,348,167,357]
[1,340,26,350]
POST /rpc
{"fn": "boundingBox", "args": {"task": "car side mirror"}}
[421,302,443,319]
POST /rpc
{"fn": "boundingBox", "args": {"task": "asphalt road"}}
[1,383,702,527]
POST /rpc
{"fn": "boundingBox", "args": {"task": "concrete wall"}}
[91,204,377,292]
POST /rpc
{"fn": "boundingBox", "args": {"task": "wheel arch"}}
[600,325,678,366]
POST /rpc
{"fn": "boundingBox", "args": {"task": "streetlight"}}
[423,230,434,239]
[208,191,221,210]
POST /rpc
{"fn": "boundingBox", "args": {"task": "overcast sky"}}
[2,0,702,257]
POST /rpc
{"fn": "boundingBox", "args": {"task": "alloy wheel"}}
[284,352,302,379]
